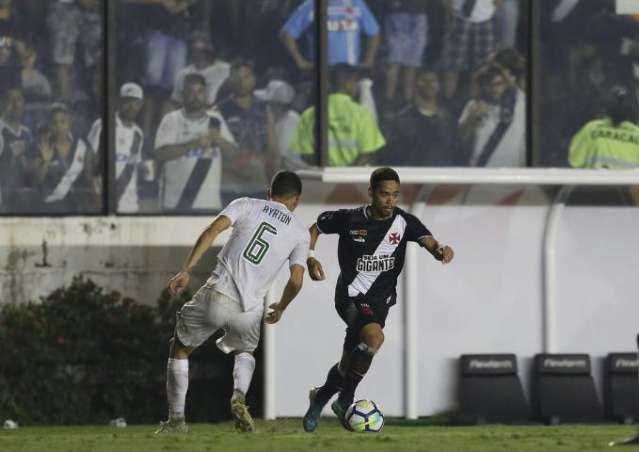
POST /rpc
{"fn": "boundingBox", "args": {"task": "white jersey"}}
[206,197,310,311]
[88,114,144,212]
[155,108,234,211]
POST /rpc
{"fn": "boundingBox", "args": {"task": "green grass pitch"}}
[1,419,637,452]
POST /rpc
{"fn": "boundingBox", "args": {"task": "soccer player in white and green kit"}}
[156,171,310,433]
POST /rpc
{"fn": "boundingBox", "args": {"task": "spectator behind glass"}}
[441,0,502,100]
[569,85,639,169]
[0,37,20,94]
[171,31,230,109]
[218,58,279,203]
[0,0,26,57]
[47,0,102,102]
[0,87,32,212]
[30,103,98,213]
[381,70,456,166]
[280,0,381,70]
[88,83,149,213]
[254,79,308,170]
[289,63,385,166]
[223,0,294,74]
[154,73,236,213]
[20,42,52,102]
[458,63,525,167]
[382,0,429,106]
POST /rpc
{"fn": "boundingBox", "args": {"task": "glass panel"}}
[115,0,314,214]
[0,0,104,214]
[533,0,639,168]
[314,0,529,168]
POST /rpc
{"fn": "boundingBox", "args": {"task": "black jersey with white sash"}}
[317,206,431,305]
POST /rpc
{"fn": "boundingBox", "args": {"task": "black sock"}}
[315,363,343,406]
[338,343,374,407]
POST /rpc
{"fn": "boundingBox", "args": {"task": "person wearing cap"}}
[290,63,385,166]
[254,79,308,171]
[87,82,147,213]
[569,85,639,169]
[31,103,97,213]
[171,31,230,109]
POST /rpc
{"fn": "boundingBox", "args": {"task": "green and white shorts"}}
[176,286,263,354]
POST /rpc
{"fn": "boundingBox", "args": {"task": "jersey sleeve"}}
[568,122,594,168]
[219,197,251,225]
[289,231,311,268]
[357,0,380,36]
[154,114,178,150]
[404,212,431,242]
[316,209,348,235]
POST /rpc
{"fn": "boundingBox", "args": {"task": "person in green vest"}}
[290,63,385,166]
[569,86,639,169]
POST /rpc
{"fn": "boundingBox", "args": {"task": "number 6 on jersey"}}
[243,222,277,264]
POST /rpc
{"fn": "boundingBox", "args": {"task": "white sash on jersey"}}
[45,139,87,203]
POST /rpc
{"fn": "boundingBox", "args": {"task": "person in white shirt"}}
[458,63,525,167]
[171,31,230,108]
[88,82,146,212]
[155,73,236,213]
[156,171,310,434]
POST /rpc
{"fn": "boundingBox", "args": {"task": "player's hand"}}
[434,245,454,264]
[168,271,190,296]
[307,257,325,281]
[265,303,284,324]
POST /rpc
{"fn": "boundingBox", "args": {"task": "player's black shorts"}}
[335,294,395,351]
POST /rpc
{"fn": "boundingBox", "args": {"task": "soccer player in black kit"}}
[302,167,454,432]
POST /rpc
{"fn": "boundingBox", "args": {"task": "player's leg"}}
[158,336,194,433]
[335,322,385,411]
[157,287,221,434]
[303,301,360,431]
[219,297,262,432]
[332,299,391,420]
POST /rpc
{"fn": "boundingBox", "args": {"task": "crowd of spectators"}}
[0,0,637,214]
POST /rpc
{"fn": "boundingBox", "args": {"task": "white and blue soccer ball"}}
[345,399,384,432]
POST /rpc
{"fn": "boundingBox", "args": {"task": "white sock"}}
[166,358,189,419]
[233,352,255,396]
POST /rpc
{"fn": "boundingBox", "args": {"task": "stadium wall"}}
[0,180,637,418]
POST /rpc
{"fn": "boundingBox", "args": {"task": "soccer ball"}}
[345,399,384,432]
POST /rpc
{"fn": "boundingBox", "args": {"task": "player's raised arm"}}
[167,215,232,296]
[419,235,454,264]
[307,223,326,281]
[266,264,305,324]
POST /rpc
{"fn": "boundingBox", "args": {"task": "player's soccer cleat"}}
[331,398,350,428]
[230,389,255,433]
[154,417,188,434]
[302,387,327,432]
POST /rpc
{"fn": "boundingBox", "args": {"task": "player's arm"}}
[167,215,232,296]
[419,235,454,264]
[265,264,305,324]
[306,223,326,281]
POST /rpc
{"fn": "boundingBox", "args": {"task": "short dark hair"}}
[606,85,636,126]
[184,73,207,88]
[271,170,302,198]
[370,167,400,192]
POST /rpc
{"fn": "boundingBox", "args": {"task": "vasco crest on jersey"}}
[349,229,367,243]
